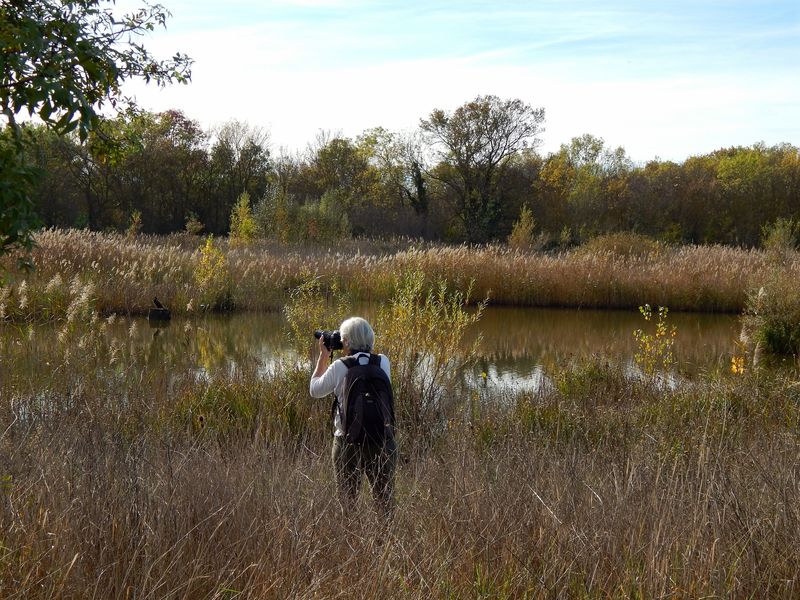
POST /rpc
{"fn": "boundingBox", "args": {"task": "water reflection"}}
[472,307,742,386]
[2,307,745,393]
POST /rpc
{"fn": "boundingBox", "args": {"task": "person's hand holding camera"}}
[313,330,333,378]
[318,334,332,359]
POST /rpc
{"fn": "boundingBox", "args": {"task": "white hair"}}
[339,316,374,353]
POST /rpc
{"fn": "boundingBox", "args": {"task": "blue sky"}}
[122,0,800,162]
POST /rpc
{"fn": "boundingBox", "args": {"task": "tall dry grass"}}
[2,352,799,598]
[2,229,797,322]
[2,272,799,597]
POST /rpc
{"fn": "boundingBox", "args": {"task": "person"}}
[309,316,397,515]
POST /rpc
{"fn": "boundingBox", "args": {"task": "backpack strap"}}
[331,355,362,435]
[341,355,360,369]
[341,353,378,368]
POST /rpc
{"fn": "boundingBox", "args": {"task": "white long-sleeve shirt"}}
[309,352,391,437]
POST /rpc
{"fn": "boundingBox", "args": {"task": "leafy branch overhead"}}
[0,0,192,140]
[0,0,192,258]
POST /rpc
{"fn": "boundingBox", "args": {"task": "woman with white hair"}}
[310,316,397,515]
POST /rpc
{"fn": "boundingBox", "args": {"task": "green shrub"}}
[254,187,350,244]
[254,184,292,242]
[745,276,800,355]
[185,211,204,235]
[507,203,536,250]
[761,217,799,253]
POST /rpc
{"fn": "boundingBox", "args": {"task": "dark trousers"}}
[332,435,397,516]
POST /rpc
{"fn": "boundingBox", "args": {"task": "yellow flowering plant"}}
[633,304,677,377]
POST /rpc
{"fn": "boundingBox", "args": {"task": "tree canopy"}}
[421,95,545,242]
[0,0,191,258]
[7,87,800,250]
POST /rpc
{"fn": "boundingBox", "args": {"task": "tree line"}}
[23,96,800,247]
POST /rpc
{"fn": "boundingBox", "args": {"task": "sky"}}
[121,0,800,163]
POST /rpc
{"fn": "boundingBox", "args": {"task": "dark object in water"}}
[148,297,171,321]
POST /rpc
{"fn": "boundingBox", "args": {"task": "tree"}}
[25,124,83,227]
[129,110,209,233]
[716,144,781,245]
[0,133,38,261]
[359,127,429,215]
[311,136,376,206]
[49,111,145,231]
[420,95,544,242]
[507,203,536,250]
[29,109,211,233]
[209,120,271,229]
[0,0,191,257]
[229,190,257,244]
[536,134,631,237]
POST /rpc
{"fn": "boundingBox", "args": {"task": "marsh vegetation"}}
[3,228,800,319]
[2,251,799,598]
[3,3,796,595]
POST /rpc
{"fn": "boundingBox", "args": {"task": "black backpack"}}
[335,354,395,445]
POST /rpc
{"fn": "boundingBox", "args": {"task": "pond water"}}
[2,307,744,393]
[473,306,742,386]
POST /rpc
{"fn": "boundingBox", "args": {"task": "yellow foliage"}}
[376,270,485,435]
[633,304,676,377]
[507,203,536,250]
[229,191,257,244]
[194,235,230,309]
[731,355,746,375]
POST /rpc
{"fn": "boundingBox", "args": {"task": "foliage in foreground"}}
[745,275,800,356]
[0,0,191,256]
[1,276,798,598]
[1,319,799,598]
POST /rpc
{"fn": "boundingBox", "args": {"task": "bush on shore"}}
[744,274,800,356]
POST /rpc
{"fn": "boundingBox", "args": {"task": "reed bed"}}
[2,349,799,598]
[2,274,799,598]
[2,229,796,322]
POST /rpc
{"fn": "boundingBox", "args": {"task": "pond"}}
[2,307,744,394]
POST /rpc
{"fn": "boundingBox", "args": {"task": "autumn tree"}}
[310,135,377,207]
[358,127,429,216]
[507,203,536,250]
[229,190,257,244]
[209,120,271,230]
[133,110,210,232]
[420,95,544,242]
[536,134,631,238]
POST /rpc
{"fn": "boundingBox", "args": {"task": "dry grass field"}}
[2,353,799,598]
[2,230,799,598]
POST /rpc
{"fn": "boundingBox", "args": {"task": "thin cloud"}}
[122,0,800,161]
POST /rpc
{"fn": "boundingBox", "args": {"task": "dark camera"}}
[314,329,343,351]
